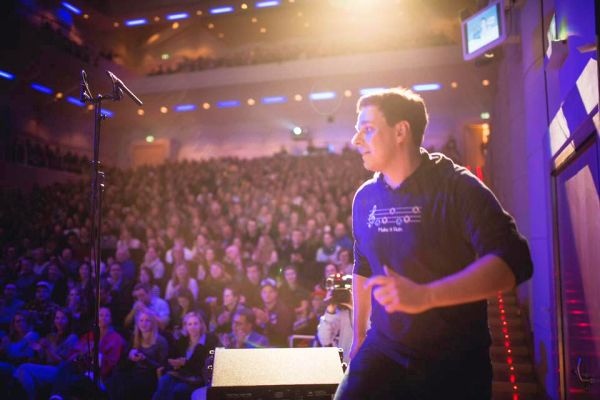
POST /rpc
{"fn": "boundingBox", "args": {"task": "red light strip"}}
[498,291,519,400]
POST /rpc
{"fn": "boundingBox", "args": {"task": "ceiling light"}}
[208,23,215,29]
[343,90,352,97]
[412,83,442,92]
[175,104,196,112]
[256,1,280,8]
[66,96,84,107]
[482,79,490,86]
[83,14,89,19]
[137,109,145,116]
[55,92,63,99]
[166,13,189,21]
[294,94,303,101]
[241,3,248,9]
[218,33,225,38]
[113,22,119,27]
[146,135,155,143]
[260,27,267,33]
[247,98,256,105]
[125,19,148,27]
[153,16,160,22]
[210,6,234,15]
[0,70,15,80]
[31,83,53,95]
[196,10,203,16]
[61,2,81,15]
[450,81,458,88]
[251,17,258,23]
[202,102,211,110]
[172,22,180,29]
[160,106,168,114]
[310,92,336,101]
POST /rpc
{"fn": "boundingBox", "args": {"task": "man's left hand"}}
[365,266,433,314]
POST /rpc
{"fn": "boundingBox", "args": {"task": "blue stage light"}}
[103,109,114,117]
[174,104,197,112]
[217,100,241,108]
[309,92,336,101]
[412,83,442,92]
[125,18,148,27]
[31,83,53,95]
[61,2,81,15]
[0,70,15,80]
[166,13,189,21]
[261,96,287,104]
[256,1,280,8]
[210,6,234,15]
[359,87,385,96]
[66,96,84,107]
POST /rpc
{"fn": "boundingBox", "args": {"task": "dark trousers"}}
[334,339,492,400]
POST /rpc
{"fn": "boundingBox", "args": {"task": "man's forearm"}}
[426,254,516,308]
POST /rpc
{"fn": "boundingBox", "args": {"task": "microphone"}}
[106,70,143,106]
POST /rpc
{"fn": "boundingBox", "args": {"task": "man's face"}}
[134,288,150,304]
[36,286,50,302]
[246,266,260,284]
[352,105,398,173]
[4,284,17,300]
[232,314,252,338]
[110,264,122,281]
[261,285,277,305]
[223,288,237,307]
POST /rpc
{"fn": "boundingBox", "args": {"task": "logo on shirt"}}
[367,205,422,232]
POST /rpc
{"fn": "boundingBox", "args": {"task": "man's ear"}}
[394,120,411,144]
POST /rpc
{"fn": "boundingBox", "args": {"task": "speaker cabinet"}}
[207,347,344,400]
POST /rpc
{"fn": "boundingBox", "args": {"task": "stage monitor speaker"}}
[207,347,344,400]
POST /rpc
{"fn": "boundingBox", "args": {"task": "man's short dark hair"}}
[233,307,256,326]
[134,282,151,293]
[357,87,429,146]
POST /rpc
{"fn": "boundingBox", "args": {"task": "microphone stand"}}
[79,70,142,389]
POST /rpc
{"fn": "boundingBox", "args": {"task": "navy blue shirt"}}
[353,149,533,360]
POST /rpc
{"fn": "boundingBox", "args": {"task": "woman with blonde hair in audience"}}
[153,311,220,400]
[108,307,168,400]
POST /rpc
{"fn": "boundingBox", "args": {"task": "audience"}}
[0,151,369,398]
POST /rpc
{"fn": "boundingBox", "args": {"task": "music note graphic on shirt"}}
[367,204,421,229]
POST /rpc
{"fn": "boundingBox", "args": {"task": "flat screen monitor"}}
[462,0,507,60]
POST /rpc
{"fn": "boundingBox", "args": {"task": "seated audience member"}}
[315,232,341,265]
[108,308,168,400]
[0,283,25,333]
[333,222,353,251]
[212,286,244,334]
[31,248,49,277]
[195,247,217,282]
[165,236,194,266]
[70,262,94,306]
[336,248,353,276]
[317,288,353,363]
[15,258,37,302]
[139,266,161,298]
[59,248,80,279]
[153,311,220,400]
[14,308,79,400]
[200,262,231,306]
[48,307,126,399]
[165,263,199,301]
[221,307,269,349]
[24,281,60,336]
[238,263,262,308]
[222,245,243,279]
[105,262,133,327]
[65,287,91,334]
[279,265,310,314]
[253,278,293,348]
[125,283,170,330]
[142,246,166,285]
[0,311,40,376]
[251,233,279,275]
[115,247,137,286]
[169,287,199,340]
[43,261,68,306]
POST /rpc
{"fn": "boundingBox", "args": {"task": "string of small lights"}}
[497,291,520,400]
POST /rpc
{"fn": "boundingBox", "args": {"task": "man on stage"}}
[335,88,533,399]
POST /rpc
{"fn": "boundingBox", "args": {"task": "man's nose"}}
[351,131,362,147]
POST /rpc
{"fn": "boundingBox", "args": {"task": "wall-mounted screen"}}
[462,0,507,61]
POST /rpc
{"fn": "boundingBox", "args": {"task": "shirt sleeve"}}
[455,172,533,285]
